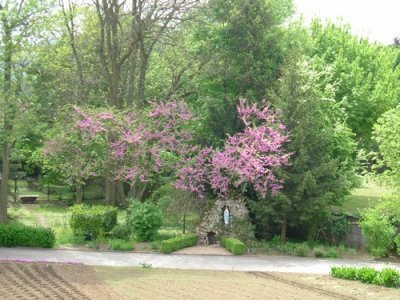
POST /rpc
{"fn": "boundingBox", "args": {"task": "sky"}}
[294,0,400,44]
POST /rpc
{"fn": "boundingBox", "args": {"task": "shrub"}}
[356,267,379,283]
[395,236,400,256]
[331,266,400,288]
[359,209,396,257]
[221,237,246,255]
[325,247,339,258]
[294,244,309,257]
[0,223,55,248]
[331,266,358,280]
[316,212,350,244]
[109,239,134,251]
[70,205,117,240]
[110,224,131,240]
[314,247,325,258]
[127,201,163,241]
[373,268,400,288]
[160,234,198,253]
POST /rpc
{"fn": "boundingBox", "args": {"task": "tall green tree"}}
[0,0,51,223]
[308,20,400,150]
[258,57,357,240]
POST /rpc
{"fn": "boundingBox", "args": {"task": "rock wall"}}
[196,193,253,245]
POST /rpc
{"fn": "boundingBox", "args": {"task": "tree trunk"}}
[105,177,116,206]
[280,214,287,242]
[105,178,126,206]
[75,183,83,203]
[127,44,138,106]
[137,44,148,109]
[0,22,12,224]
[0,138,10,224]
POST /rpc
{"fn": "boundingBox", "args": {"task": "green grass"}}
[340,180,392,215]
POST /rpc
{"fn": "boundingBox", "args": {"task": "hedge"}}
[160,234,198,253]
[220,237,246,255]
[70,204,117,239]
[0,223,55,248]
[331,266,400,288]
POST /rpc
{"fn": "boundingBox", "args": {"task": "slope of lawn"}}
[340,180,393,215]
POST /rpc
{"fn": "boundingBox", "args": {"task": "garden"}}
[1,1,400,297]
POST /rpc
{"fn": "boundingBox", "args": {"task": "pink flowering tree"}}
[176,99,291,198]
[43,101,196,203]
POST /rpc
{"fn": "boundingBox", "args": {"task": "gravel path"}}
[1,247,400,274]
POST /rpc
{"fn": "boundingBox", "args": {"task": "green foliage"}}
[315,212,350,244]
[374,107,400,188]
[331,266,358,280]
[69,204,118,240]
[108,239,134,251]
[331,266,400,288]
[294,244,309,257]
[395,236,400,256]
[160,234,198,253]
[360,209,396,257]
[0,223,55,248]
[260,56,357,239]
[357,267,379,284]
[374,268,400,288]
[220,237,247,255]
[309,20,400,150]
[127,201,163,242]
[110,224,131,240]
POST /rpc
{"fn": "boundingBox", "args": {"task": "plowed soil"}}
[1,262,399,300]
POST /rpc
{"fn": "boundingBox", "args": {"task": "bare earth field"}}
[0,262,399,300]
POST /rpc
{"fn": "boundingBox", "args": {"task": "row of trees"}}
[1,0,399,240]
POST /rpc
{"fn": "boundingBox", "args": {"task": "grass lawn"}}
[8,203,181,250]
[339,179,393,215]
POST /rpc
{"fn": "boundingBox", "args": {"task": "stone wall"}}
[196,193,253,245]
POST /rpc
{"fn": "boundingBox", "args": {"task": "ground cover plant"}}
[331,266,400,288]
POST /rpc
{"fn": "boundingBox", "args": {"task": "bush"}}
[110,224,131,240]
[331,266,358,280]
[70,205,118,240]
[109,239,134,251]
[160,234,198,253]
[359,209,396,257]
[220,237,246,255]
[127,201,163,241]
[294,244,309,257]
[374,268,400,288]
[314,247,325,258]
[356,267,379,283]
[395,235,400,256]
[0,223,55,248]
[325,247,339,258]
[331,266,400,288]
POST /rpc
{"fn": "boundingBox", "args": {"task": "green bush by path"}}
[0,223,55,248]
[109,239,134,251]
[127,201,163,242]
[70,204,118,239]
[160,234,198,253]
[110,224,131,240]
[331,266,400,288]
[220,237,246,255]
